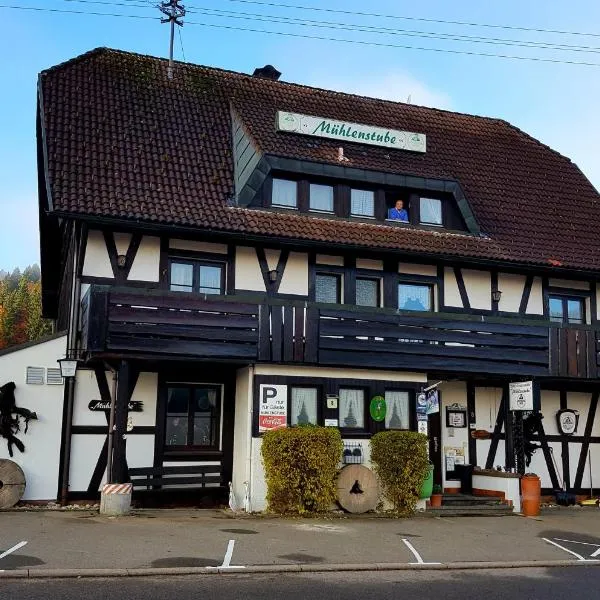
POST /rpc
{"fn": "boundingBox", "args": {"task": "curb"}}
[1,560,599,579]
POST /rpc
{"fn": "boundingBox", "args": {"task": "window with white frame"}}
[315,273,341,304]
[350,189,375,217]
[398,283,433,312]
[339,388,365,429]
[384,390,410,429]
[291,387,318,425]
[419,197,442,225]
[356,277,380,307]
[309,183,334,212]
[272,178,298,208]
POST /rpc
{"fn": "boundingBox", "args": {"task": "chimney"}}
[252,65,281,81]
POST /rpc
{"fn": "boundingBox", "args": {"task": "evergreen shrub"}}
[261,425,343,514]
[370,431,430,514]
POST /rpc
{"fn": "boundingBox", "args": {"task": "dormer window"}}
[419,197,442,226]
[272,178,297,209]
[310,183,334,212]
[351,189,375,218]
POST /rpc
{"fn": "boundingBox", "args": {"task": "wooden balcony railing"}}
[80,286,600,379]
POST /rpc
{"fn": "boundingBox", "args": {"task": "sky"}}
[0,0,599,269]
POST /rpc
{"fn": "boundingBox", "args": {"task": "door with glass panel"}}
[165,385,222,451]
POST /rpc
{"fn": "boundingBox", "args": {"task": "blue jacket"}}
[388,207,409,222]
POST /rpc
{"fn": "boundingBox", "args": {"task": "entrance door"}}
[428,412,442,486]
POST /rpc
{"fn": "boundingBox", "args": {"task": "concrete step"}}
[442,494,505,507]
[424,503,514,517]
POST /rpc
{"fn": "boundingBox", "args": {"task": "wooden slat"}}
[271,305,283,362]
[107,337,258,358]
[109,306,257,329]
[577,330,587,378]
[318,337,548,365]
[304,307,319,363]
[294,305,305,362]
[319,320,548,348]
[109,322,257,343]
[283,305,294,362]
[587,330,597,378]
[567,328,578,377]
[258,303,271,361]
[549,327,560,375]
[131,476,223,487]
[559,329,569,377]
[129,465,221,476]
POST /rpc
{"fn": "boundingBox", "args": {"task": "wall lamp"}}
[57,353,81,378]
[268,269,278,283]
[491,289,502,303]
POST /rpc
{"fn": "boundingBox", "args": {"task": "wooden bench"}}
[128,465,223,491]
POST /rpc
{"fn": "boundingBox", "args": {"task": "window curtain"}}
[165,387,189,445]
[398,284,430,311]
[351,189,374,216]
[356,278,379,307]
[310,184,334,212]
[420,198,442,224]
[199,265,222,294]
[272,179,297,207]
[170,262,193,292]
[385,391,409,429]
[339,389,365,428]
[315,274,339,304]
[291,388,318,425]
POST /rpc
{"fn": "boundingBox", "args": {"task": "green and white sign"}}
[370,395,387,422]
[276,111,426,153]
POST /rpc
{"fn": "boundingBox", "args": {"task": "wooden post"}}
[111,360,130,483]
[504,385,515,471]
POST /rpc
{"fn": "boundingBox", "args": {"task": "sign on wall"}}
[509,381,534,411]
[258,384,288,432]
[276,111,427,153]
[557,409,579,435]
[88,400,143,412]
[446,404,467,428]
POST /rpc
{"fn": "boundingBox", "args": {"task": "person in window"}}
[388,199,409,222]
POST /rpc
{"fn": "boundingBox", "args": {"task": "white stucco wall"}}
[128,236,160,281]
[357,259,383,271]
[439,381,469,489]
[232,367,252,509]
[82,230,113,278]
[170,239,228,254]
[399,263,437,277]
[526,276,544,315]
[549,278,590,290]
[462,269,491,310]
[278,252,309,296]
[113,232,132,257]
[498,273,526,313]
[316,254,344,266]
[235,246,266,292]
[0,335,67,501]
[253,364,427,382]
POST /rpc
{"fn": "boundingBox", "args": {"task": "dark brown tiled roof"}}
[39,48,600,271]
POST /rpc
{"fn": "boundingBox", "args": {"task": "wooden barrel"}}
[521,474,541,516]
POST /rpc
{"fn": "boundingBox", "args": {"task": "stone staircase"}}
[424,493,515,517]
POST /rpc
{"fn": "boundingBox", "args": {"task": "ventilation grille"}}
[46,367,64,385]
[26,366,45,385]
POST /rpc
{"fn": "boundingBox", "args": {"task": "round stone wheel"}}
[0,459,26,509]
[337,465,379,514]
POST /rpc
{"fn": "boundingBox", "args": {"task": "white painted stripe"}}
[590,547,600,558]
[542,537,590,561]
[401,538,440,565]
[554,538,600,548]
[0,541,28,561]
[221,539,235,568]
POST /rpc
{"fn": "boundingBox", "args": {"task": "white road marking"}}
[401,538,440,565]
[542,537,599,561]
[207,539,245,570]
[554,537,600,547]
[590,547,600,558]
[0,541,28,561]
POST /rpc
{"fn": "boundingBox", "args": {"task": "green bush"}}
[261,426,343,514]
[370,431,430,514]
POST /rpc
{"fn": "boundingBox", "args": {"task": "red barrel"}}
[521,474,541,516]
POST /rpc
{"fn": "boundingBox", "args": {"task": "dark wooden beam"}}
[519,275,534,315]
[467,381,477,465]
[485,388,506,470]
[560,390,570,489]
[454,267,471,309]
[573,390,600,490]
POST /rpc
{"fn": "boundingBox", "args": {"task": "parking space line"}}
[0,540,28,561]
[554,538,600,547]
[207,539,245,570]
[401,538,440,565]
[542,537,598,561]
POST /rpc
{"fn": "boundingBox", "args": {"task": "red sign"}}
[259,415,287,431]
[259,384,288,433]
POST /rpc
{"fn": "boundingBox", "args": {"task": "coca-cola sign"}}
[258,384,287,433]
[88,400,143,412]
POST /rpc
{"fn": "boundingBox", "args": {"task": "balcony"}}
[80,285,600,379]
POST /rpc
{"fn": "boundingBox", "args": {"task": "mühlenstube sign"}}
[276,111,426,153]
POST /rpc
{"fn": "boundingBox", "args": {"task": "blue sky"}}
[1,0,599,268]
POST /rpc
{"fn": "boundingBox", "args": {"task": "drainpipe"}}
[244,365,255,512]
[59,225,84,505]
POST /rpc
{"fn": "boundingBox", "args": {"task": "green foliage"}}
[370,431,430,514]
[432,484,443,495]
[261,426,343,514]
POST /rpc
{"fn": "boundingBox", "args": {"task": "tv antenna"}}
[159,0,186,79]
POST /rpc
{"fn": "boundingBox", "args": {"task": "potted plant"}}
[430,484,443,508]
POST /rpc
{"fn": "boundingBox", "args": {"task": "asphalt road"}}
[3,568,600,600]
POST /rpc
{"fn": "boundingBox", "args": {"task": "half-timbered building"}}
[7,47,600,508]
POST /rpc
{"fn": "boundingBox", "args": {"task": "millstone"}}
[337,464,379,514]
[0,459,26,509]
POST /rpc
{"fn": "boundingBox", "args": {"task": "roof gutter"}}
[51,210,600,280]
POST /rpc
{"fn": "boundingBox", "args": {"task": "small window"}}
[315,273,341,304]
[387,199,409,222]
[26,366,45,385]
[385,391,410,429]
[169,259,225,295]
[549,295,585,325]
[272,178,298,209]
[291,387,318,425]
[351,189,375,217]
[356,277,380,307]
[398,283,432,312]
[46,368,64,385]
[165,385,221,449]
[420,197,442,225]
[309,184,334,212]
[339,389,365,429]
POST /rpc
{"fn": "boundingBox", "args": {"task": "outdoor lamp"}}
[491,289,502,303]
[268,269,278,283]
[57,355,81,378]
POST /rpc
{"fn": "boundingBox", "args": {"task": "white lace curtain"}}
[385,391,409,429]
[170,263,193,291]
[351,189,374,216]
[339,389,365,428]
[398,284,430,311]
[420,197,442,224]
[272,178,297,207]
[291,388,318,425]
[199,265,222,294]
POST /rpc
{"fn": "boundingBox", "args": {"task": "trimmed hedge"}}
[370,431,430,514]
[261,425,343,514]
